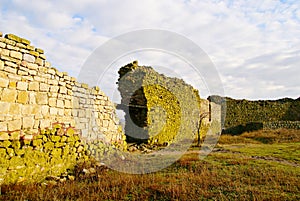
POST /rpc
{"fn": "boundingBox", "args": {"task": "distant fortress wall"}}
[208,95,300,134]
[0,32,124,143]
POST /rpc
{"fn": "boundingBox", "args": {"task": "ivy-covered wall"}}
[209,95,300,134]
[118,61,201,145]
[0,122,120,185]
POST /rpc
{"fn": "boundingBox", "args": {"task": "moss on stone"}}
[32,139,43,147]
[11,140,21,149]
[10,131,20,140]
[0,140,11,148]
[118,62,201,145]
[209,96,300,134]
[50,135,61,142]
[66,127,75,136]
[6,148,15,157]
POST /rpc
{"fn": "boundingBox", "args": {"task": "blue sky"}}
[0,0,299,100]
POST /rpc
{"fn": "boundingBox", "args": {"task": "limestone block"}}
[20,49,29,54]
[9,103,21,114]
[50,107,58,115]
[64,109,72,116]
[22,116,35,129]
[57,99,64,108]
[8,72,21,81]
[56,71,63,78]
[10,51,22,60]
[59,86,67,94]
[0,102,10,114]
[28,69,37,76]
[58,81,66,87]
[34,120,40,129]
[17,91,28,104]
[5,57,19,65]
[0,122,7,132]
[50,85,59,93]
[102,120,109,128]
[8,119,22,131]
[0,42,5,48]
[39,54,46,60]
[66,84,72,90]
[72,98,80,109]
[32,105,41,114]
[79,98,86,104]
[48,92,58,98]
[35,48,44,54]
[39,119,51,129]
[0,77,9,88]
[17,70,28,76]
[48,79,58,86]
[78,110,86,118]
[7,44,19,51]
[41,105,49,116]
[40,83,49,92]
[67,90,73,96]
[1,88,17,102]
[4,66,17,73]
[16,42,26,49]
[58,108,64,116]
[34,76,46,83]
[16,81,28,91]
[0,60,4,70]
[28,82,39,91]
[49,98,57,107]
[23,53,35,63]
[35,58,44,66]
[5,34,21,42]
[71,110,78,117]
[28,92,36,104]
[27,62,38,70]
[64,99,72,109]
[36,92,48,105]
[29,50,39,57]
[44,61,51,67]
[0,131,9,140]
[26,45,34,51]
[21,105,32,115]
[0,48,10,56]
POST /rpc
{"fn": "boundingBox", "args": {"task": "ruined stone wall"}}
[0,32,125,184]
[118,62,201,145]
[208,95,300,134]
[0,32,123,143]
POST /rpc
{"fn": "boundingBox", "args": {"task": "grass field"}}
[1,129,299,201]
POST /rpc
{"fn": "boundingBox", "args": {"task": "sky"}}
[0,0,299,100]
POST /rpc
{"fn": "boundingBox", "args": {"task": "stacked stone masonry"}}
[0,32,124,143]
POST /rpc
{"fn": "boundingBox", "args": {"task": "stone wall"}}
[208,95,300,134]
[117,61,201,145]
[0,32,125,184]
[263,121,300,130]
[0,32,124,143]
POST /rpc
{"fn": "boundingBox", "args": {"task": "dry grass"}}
[219,128,300,144]
[1,129,299,201]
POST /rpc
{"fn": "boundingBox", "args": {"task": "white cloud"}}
[0,0,299,100]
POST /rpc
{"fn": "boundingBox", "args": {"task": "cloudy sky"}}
[0,0,299,100]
